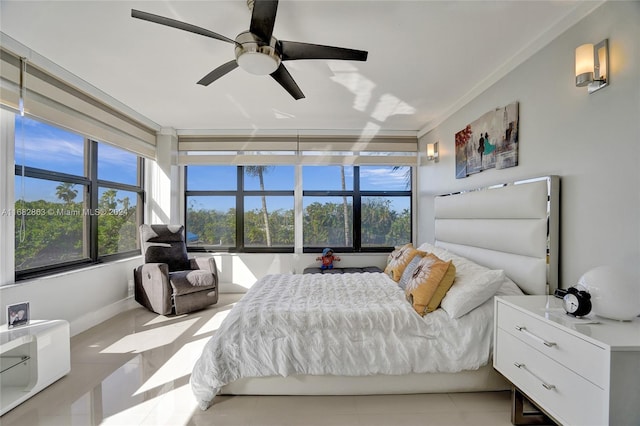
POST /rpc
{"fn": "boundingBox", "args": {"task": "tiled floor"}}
[1,294,517,426]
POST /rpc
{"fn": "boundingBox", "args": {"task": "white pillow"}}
[417,242,517,318]
[441,269,506,319]
[496,275,524,297]
[416,242,437,253]
[416,243,455,264]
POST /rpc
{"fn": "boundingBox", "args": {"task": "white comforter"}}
[191,272,496,410]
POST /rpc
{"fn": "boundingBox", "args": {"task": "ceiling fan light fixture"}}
[235,31,281,75]
[237,51,279,75]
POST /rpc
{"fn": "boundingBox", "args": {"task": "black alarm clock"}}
[562,286,592,317]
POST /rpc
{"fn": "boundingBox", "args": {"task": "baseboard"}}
[69,297,138,337]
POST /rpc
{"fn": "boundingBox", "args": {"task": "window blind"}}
[179,134,299,165]
[0,46,157,158]
[297,135,417,165]
[178,134,418,166]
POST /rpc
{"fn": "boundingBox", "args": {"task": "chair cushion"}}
[169,270,216,296]
[141,224,185,242]
[140,224,190,272]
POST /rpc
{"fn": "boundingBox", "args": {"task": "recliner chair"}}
[134,224,218,315]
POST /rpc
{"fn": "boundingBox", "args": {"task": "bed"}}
[190,176,560,410]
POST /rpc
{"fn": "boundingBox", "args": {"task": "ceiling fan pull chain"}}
[19,57,27,117]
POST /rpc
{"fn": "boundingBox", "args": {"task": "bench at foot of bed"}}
[303,266,383,274]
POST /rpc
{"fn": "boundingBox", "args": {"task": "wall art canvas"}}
[455,102,519,179]
[455,125,471,179]
[495,102,519,170]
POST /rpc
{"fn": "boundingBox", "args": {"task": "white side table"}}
[494,295,640,426]
[1,320,71,415]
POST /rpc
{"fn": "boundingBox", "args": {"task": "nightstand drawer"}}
[496,301,606,388]
[495,328,606,426]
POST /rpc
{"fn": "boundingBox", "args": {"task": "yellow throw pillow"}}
[405,253,456,316]
[384,243,421,282]
[426,261,456,313]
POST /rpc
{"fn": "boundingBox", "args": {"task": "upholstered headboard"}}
[434,176,559,295]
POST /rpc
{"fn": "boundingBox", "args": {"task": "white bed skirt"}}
[221,364,509,395]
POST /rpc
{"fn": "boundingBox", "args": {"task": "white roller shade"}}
[1,46,157,158]
[297,135,417,153]
[178,134,299,165]
[178,134,418,166]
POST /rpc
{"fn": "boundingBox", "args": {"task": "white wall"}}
[0,110,16,285]
[147,128,180,225]
[418,2,640,289]
[0,257,140,336]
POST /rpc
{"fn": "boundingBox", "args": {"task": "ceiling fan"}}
[131,0,368,100]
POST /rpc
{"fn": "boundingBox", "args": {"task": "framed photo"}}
[7,302,30,328]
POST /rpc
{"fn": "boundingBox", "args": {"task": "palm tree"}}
[245,166,272,246]
[55,182,78,205]
[392,166,412,190]
[99,189,118,210]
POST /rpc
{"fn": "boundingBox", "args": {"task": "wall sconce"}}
[575,39,608,94]
[426,142,439,162]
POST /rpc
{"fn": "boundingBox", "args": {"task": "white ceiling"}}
[1,1,597,135]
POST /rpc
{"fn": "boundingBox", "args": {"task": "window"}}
[97,144,143,256]
[185,164,411,253]
[14,177,89,271]
[13,116,144,279]
[359,165,412,248]
[96,188,140,256]
[185,165,294,251]
[303,165,411,252]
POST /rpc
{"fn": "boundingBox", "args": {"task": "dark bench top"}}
[303,266,384,274]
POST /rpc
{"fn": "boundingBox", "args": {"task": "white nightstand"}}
[1,320,71,415]
[494,295,640,426]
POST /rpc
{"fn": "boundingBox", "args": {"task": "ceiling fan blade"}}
[132,9,237,45]
[279,41,368,62]
[249,0,279,42]
[197,60,239,86]
[270,64,305,100]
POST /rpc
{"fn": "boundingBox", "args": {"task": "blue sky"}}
[14,115,85,176]
[187,165,410,192]
[14,116,138,202]
[187,165,410,212]
[15,116,137,181]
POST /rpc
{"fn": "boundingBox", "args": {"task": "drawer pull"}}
[514,325,557,347]
[513,361,556,391]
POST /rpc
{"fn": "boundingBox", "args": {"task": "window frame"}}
[302,165,412,253]
[14,122,145,281]
[185,164,412,254]
[95,173,145,260]
[185,166,295,253]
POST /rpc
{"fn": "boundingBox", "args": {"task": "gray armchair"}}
[133,224,218,315]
